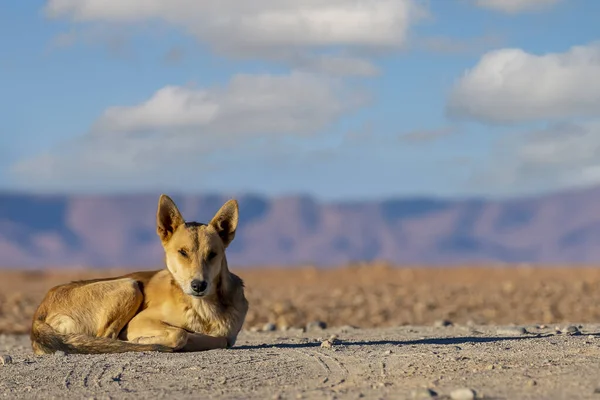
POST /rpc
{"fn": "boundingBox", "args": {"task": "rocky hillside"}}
[2,187,600,268]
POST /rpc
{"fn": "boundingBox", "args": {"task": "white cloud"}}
[470,120,600,195]
[44,0,424,57]
[292,54,380,77]
[10,72,367,189]
[447,43,600,124]
[93,72,364,136]
[473,0,562,13]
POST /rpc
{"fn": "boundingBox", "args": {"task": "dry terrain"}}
[2,265,600,399]
[2,264,600,333]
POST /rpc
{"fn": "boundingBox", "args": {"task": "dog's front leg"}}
[125,315,189,351]
[181,333,228,352]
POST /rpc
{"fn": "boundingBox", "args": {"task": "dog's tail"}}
[31,319,173,355]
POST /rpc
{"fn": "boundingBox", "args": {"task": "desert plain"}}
[2,264,600,399]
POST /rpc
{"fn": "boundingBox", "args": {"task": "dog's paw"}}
[131,336,156,344]
[172,332,189,350]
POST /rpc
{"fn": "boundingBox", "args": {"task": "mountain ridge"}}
[2,186,600,268]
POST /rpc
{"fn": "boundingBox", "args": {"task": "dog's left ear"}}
[209,199,239,248]
[157,194,185,243]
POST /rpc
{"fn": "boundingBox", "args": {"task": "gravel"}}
[2,324,600,399]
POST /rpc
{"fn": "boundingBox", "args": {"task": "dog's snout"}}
[191,279,208,294]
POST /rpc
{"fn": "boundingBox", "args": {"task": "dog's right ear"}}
[156,194,184,242]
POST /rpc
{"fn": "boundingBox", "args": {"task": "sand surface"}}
[2,324,600,400]
[3,265,600,334]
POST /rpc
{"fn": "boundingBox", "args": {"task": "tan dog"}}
[30,194,249,354]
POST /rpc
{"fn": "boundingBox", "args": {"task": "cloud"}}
[10,72,368,189]
[415,34,505,55]
[447,43,600,124]
[93,71,366,137]
[291,54,380,77]
[472,0,562,13]
[44,0,425,59]
[470,120,600,195]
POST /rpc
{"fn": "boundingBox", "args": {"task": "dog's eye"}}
[178,249,188,257]
[207,251,217,260]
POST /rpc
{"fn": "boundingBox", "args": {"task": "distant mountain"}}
[3,187,600,268]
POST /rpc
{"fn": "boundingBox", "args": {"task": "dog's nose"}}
[191,280,208,294]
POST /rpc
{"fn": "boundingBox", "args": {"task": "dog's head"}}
[156,194,238,298]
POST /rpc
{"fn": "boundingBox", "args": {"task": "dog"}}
[30,194,249,354]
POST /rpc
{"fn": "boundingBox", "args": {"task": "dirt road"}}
[2,324,600,399]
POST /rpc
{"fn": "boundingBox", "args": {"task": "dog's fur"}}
[30,195,249,355]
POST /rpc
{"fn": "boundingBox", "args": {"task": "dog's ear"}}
[156,194,185,242]
[209,199,239,248]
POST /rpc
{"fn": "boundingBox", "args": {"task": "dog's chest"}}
[183,301,227,336]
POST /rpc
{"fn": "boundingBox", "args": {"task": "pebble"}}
[434,319,453,327]
[321,340,333,348]
[306,321,327,330]
[0,355,12,365]
[497,327,527,336]
[262,323,277,332]
[54,350,66,357]
[411,388,438,398]
[384,350,392,355]
[338,325,359,332]
[565,325,581,335]
[450,388,476,400]
[527,379,537,387]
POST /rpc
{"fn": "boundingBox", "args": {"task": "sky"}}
[1,0,599,201]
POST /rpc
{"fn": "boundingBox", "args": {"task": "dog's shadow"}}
[234,334,553,350]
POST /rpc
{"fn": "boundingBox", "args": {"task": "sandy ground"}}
[2,265,600,399]
[4,265,600,333]
[2,324,600,399]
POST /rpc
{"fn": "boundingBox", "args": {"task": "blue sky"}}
[1,0,599,200]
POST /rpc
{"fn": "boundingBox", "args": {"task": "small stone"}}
[262,323,276,332]
[0,355,12,365]
[249,326,260,332]
[497,327,527,336]
[566,325,581,335]
[411,388,438,398]
[338,325,359,332]
[321,339,334,348]
[328,334,339,342]
[434,319,453,327]
[527,380,537,387]
[306,321,327,330]
[485,364,495,370]
[450,388,476,400]
[538,324,547,329]
[54,350,66,357]
[384,350,392,355]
